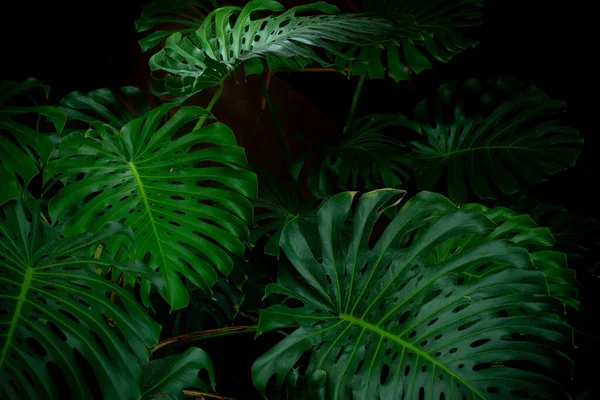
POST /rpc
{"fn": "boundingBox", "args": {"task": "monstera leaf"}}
[145,0,422,97]
[59,86,155,130]
[250,173,319,258]
[339,0,481,81]
[168,260,247,333]
[408,78,582,203]
[330,0,481,81]
[292,114,417,197]
[0,197,161,399]
[0,78,65,205]
[253,190,574,398]
[141,347,215,399]
[136,0,219,52]
[46,104,257,310]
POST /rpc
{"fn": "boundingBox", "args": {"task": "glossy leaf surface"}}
[47,104,257,310]
[147,0,420,97]
[0,198,161,399]
[253,190,573,399]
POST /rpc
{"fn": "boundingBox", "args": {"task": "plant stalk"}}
[152,325,258,353]
[194,81,225,131]
[257,74,292,168]
[344,75,365,133]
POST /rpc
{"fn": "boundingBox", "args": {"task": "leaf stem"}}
[182,390,234,399]
[257,74,292,168]
[344,75,365,133]
[194,81,225,131]
[152,325,258,353]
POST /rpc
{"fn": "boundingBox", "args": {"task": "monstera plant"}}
[0,0,589,398]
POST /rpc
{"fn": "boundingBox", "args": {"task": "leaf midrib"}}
[0,266,33,368]
[339,313,485,399]
[428,145,546,158]
[128,161,168,286]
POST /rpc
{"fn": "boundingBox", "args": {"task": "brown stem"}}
[152,325,258,353]
[260,70,272,112]
[182,389,235,399]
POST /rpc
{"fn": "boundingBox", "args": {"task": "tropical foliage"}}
[254,190,573,398]
[1,0,591,398]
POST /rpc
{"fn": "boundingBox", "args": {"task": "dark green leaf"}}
[335,0,482,81]
[0,79,65,205]
[0,197,161,399]
[136,0,219,52]
[60,86,155,130]
[141,347,215,399]
[250,173,319,258]
[408,78,582,203]
[294,114,417,197]
[253,190,574,398]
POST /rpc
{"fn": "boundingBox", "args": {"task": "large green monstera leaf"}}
[46,104,257,310]
[408,78,582,203]
[145,0,422,97]
[0,78,65,205]
[0,198,161,399]
[253,190,574,399]
[335,0,482,81]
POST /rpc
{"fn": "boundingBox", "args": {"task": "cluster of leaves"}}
[0,0,590,398]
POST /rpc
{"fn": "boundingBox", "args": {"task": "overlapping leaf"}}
[145,0,421,97]
[169,261,247,333]
[0,78,65,205]
[408,78,582,203]
[253,189,574,398]
[46,104,257,310]
[59,86,155,130]
[141,347,215,399]
[136,0,219,52]
[334,0,482,81]
[250,173,319,258]
[291,114,417,197]
[0,198,161,399]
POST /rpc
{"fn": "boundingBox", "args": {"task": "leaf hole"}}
[398,311,410,325]
[26,337,47,356]
[355,359,365,374]
[470,338,490,348]
[452,303,469,313]
[380,364,390,384]
[334,346,345,364]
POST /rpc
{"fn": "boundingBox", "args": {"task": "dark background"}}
[2,0,597,398]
